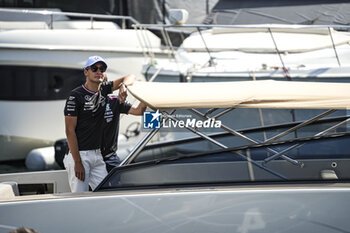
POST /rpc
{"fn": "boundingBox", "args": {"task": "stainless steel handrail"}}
[0,8,140,29]
[132,23,350,30]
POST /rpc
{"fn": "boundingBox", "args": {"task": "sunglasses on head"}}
[89,65,106,73]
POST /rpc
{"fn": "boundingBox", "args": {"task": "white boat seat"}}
[0,182,19,199]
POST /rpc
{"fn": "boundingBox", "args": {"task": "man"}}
[101,94,147,172]
[63,55,135,192]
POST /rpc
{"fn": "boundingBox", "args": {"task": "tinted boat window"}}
[0,65,84,100]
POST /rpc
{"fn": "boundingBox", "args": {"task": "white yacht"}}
[144,24,350,82]
[1,80,350,233]
[143,0,350,82]
[0,8,167,161]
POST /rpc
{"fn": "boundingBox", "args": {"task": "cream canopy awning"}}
[127,80,350,110]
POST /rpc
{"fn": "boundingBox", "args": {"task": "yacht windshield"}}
[95,108,350,192]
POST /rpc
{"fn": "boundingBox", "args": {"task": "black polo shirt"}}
[100,96,132,157]
[64,81,113,150]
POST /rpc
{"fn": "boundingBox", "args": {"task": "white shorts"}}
[63,149,108,192]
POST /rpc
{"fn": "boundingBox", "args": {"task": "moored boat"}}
[0,8,168,162]
[1,80,350,232]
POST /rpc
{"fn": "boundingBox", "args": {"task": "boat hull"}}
[0,184,349,233]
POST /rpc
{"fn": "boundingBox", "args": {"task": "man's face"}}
[84,62,106,84]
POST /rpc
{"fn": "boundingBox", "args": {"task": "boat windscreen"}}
[95,117,350,192]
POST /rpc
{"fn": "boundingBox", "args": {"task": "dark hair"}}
[103,74,108,82]
[9,227,38,233]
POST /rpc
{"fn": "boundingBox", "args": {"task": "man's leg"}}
[63,151,90,192]
[105,154,121,172]
[89,150,108,190]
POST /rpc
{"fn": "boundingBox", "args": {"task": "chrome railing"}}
[133,23,350,84]
[0,8,162,61]
[0,8,139,29]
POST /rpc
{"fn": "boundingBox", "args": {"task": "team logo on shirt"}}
[104,103,114,123]
[84,95,91,101]
[106,103,111,111]
[84,94,106,111]
[143,110,161,129]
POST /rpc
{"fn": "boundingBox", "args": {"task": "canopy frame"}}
[121,105,350,180]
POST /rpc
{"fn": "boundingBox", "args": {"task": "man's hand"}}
[118,83,128,103]
[74,161,85,181]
